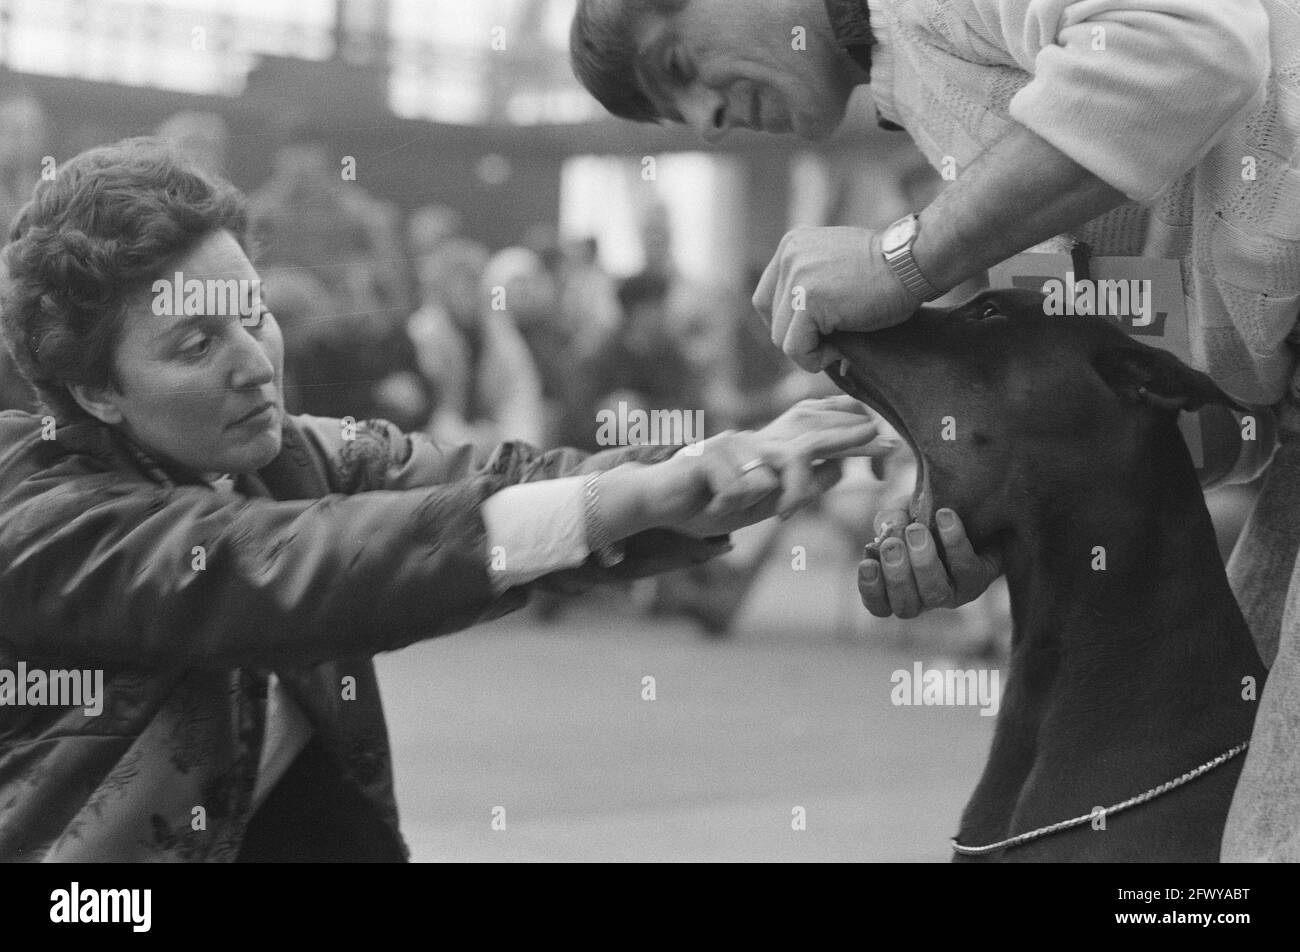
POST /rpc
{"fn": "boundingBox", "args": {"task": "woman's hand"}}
[856,506,1003,618]
[639,395,895,538]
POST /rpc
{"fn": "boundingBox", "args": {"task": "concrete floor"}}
[376,515,999,862]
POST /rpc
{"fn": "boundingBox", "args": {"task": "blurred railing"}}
[0,0,334,95]
[0,0,602,125]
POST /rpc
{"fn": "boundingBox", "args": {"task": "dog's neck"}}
[957,414,1265,856]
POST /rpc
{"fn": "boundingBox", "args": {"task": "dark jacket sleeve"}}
[0,413,715,672]
[294,414,729,588]
[0,461,506,672]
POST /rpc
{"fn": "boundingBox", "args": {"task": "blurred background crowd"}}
[2,0,1023,652]
[0,0,1254,651]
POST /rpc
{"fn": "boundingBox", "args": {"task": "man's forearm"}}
[912,124,1130,293]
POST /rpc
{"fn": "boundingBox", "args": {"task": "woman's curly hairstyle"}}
[0,136,253,420]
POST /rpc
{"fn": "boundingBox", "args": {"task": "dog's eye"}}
[977,301,1001,320]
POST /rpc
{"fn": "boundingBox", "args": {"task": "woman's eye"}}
[179,334,211,358]
[241,308,277,333]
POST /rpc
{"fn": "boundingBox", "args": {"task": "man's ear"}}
[66,382,125,424]
[1092,344,1244,413]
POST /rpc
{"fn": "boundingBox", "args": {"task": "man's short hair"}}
[570,0,690,123]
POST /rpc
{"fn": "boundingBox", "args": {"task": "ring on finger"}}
[738,457,771,477]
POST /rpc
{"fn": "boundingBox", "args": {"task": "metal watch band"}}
[882,215,943,303]
[582,472,625,568]
[890,250,943,303]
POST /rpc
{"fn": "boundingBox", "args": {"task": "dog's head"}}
[826,288,1244,547]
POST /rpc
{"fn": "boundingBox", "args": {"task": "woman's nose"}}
[228,324,276,389]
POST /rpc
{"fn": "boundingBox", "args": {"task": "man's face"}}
[84,229,286,477]
[631,0,858,141]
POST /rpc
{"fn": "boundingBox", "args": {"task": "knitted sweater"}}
[865,0,1300,406]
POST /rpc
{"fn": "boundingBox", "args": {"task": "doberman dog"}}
[826,288,1267,862]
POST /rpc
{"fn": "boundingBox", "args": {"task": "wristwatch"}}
[881,213,943,303]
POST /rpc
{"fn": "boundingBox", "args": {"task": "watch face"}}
[881,216,915,254]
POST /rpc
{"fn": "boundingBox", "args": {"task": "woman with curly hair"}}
[0,138,884,861]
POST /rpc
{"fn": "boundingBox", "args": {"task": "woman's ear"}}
[66,382,125,424]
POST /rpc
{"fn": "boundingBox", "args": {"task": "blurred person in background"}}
[251,138,410,324]
[578,217,704,451]
[264,263,432,433]
[405,203,464,305]
[407,203,464,261]
[155,110,230,180]
[408,239,546,448]
[484,246,580,447]
[0,89,49,228]
[249,138,429,431]
[559,236,622,363]
[0,89,48,414]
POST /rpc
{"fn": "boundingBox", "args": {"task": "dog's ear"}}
[1092,344,1245,413]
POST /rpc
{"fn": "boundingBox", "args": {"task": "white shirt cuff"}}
[481,476,591,593]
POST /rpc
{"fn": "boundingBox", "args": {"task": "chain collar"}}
[951,741,1249,857]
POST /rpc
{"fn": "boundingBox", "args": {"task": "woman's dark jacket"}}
[0,411,697,861]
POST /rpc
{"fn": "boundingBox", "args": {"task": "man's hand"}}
[752,226,918,371]
[857,507,1002,619]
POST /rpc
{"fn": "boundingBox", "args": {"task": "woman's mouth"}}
[229,401,275,429]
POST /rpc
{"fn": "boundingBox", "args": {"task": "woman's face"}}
[75,229,286,477]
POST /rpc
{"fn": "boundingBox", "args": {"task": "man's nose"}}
[228,323,276,390]
[679,87,731,142]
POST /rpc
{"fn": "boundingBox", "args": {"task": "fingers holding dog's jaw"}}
[860,508,999,619]
[858,557,891,616]
[878,537,922,618]
[934,508,1001,605]
[860,518,958,618]
[904,523,958,609]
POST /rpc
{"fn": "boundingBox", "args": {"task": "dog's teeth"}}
[838,358,850,377]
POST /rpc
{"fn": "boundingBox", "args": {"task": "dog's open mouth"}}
[824,358,935,538]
